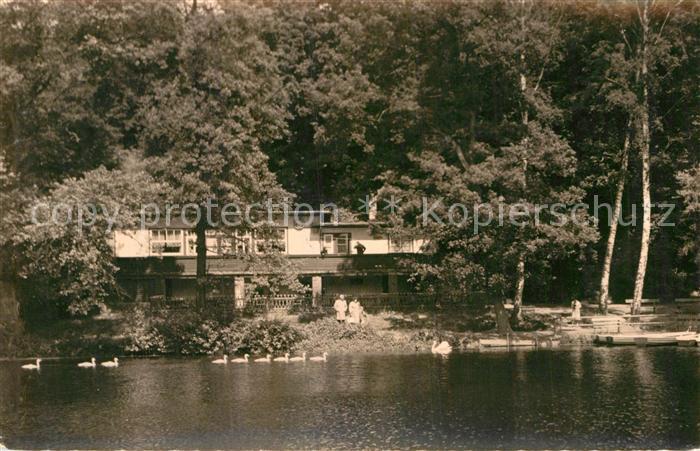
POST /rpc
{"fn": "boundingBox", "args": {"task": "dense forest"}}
[0,0,699,322]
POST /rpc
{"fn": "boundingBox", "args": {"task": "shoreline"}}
[0,345,621,362]
[3,303,696,359]
[7,342,700,362]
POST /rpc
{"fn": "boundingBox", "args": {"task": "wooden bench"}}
[624,298,659,313]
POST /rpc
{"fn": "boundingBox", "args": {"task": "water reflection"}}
[0,348,698,449]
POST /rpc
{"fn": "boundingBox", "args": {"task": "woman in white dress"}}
[347,298,361,324]
[333,294,348,323]
[571,299,582,324]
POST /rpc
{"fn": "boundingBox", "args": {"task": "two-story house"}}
[112,212,425,307]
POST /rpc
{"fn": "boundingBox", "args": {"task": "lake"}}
[1,347,698,449]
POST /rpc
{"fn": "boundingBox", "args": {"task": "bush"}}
[124,308,222,355]
[124,308,302,356]
[219,320,302,355]
[154,311,222,355]
[123,307,167,354]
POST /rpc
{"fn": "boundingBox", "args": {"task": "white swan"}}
[289,352,307,362]
[212,355,228,364]
[309,352,328,362]
[431,340,452,355]
[273,353,290,362]
[230,354,249,363]
[101,357,119,367]
[77,357,96,368]
[254,354,272,363]
[21,358,41,370]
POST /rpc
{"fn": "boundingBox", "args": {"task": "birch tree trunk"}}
[512,258,526,322]
[512,0,528,323]
[632,0,651,316]
[598,118,633,314]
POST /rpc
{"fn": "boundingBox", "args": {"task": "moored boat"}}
[676,333,699,347]
[479,338,536,348]
[596,331,689,346]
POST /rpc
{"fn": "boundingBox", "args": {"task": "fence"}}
[315,292,440,311]
[131,292,446,313]
[120,290,525,315]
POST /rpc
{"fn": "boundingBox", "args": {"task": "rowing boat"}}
[596,331,689,346]
[479,338,536,348]
[676,333,699,347]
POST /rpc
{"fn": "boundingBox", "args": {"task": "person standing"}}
[570,298,582,324]
[334,294,348,324]
[348,298,361,324]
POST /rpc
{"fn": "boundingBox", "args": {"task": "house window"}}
[389,237,412,253]
[185,230,216,255]
[255,229,286,253]
[150,229,183,255]
[186,230,253,255]
[322,233,350,254]
[222,231,252,255]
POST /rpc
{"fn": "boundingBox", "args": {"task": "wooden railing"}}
[246,294,308,310]
[316,292,438,310]
[138,292,441,312]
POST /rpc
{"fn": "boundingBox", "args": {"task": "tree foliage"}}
[1,0,699,316]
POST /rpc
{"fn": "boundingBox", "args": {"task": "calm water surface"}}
[1,347,698,449]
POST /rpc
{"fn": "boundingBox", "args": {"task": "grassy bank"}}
[0,305,562,358]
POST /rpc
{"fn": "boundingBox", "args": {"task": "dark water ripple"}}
[0,347,698,449]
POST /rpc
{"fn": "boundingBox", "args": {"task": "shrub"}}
[219,320,302,355]
[123,307,167,354]
[153,311,222,355]
[124,308,302,356]
[124,308,223,355]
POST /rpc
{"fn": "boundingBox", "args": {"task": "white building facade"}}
[112,214,426,308]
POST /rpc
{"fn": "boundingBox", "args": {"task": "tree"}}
[138,5,291,304]
[678,165,700,292]
[261,0,429,207]
[439,0,597,323]
[618,0,690,314]
[0,1,183,189]
[570,3,641,314]
[12,166,165,315]
[378,0,597,329]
